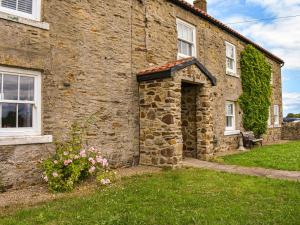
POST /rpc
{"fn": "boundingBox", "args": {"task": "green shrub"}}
[239,45,272,137]
[42,124,115,192]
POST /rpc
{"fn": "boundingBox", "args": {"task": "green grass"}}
[0,169,299,225]
[220,141,300,171]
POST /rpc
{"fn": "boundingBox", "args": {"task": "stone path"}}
[183,158,300,181]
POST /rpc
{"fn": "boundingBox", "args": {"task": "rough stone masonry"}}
[0,0,283,189]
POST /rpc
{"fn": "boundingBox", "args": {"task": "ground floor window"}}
[0,66,41,136]
[274,105,280,127]
[225,101,235,131]
[268,106,272,127]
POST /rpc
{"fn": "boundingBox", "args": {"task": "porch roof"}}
[137,57,217,86]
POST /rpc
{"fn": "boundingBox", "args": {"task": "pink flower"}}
[89,166,96,174]
[63,151,69,156]
[52,172,58,178]
[53,160,58,164]
[89,157,96,165]
[80,150,86,158]
[89,146,96,152]
[74,155,80,160]
[96,156,103,163]
[64,159,72,166]
[102,158,109,167]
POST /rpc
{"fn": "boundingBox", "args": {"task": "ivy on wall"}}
[239,45,272,137]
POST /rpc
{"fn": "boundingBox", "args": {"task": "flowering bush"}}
[42,124,115,192]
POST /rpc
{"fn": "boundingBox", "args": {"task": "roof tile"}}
[138,57,194,76]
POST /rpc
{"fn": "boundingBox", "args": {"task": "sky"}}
[186,0,300,116]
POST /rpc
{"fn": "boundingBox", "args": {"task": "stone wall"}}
[138,64,215,167]
[282,123,300,140]
[0,0,283,188]
[263,128,282,144]
[0,144,54,191]
[140,0,283,152]
[0,0,139,189]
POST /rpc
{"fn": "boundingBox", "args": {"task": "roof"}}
[137,57,217,85]
[169,0,284,64]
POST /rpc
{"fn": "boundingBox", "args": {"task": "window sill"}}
[0,11,49,30]
[226,71,239,78]
[224,130,240,136]
[177,53,195,59]
[0,135,53,146]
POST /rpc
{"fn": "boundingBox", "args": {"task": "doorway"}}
[181,82,198,159]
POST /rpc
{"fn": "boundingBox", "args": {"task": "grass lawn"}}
[219,141,300,171]
[0,169,299,225]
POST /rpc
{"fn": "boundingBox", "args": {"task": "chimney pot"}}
[193,0,207,12]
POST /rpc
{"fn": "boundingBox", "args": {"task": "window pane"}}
[3,74,18,100]
[17,0,32,14]
[227,58,234,70]
[18,103,33,127]
[226,45,234,58]
[226,116,233,127]
[20,76,34,101]
[226,104,233,115]
[2,103,17,128]
[179,40,192,56]
[1,0,17,10]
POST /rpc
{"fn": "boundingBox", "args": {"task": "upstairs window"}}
[270,69,274,85]
[225,42,237,75]
[225,101,235,131]
[0,0,41,20]
[0,66,41,136]
[177,18,196,58]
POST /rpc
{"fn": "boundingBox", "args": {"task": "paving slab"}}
[183,158,300,181]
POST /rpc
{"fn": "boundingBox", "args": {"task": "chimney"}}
[193,0,207,12]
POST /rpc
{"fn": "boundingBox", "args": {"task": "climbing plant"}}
[239,45,272,137]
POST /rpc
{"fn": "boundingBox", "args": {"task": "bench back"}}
[241,131,255,140]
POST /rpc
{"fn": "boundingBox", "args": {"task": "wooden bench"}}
[241,131,263,149]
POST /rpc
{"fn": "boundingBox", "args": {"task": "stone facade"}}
[138,63,215,167]
[0,0,283,188]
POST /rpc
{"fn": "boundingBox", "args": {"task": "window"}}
[225,42,237,75]
[0,0,41,20]
[274,105,280,127]
[177,18,196,58]
[270,69,274,85]
[268,106,272,127]
[225,101,235,131]
[0,66,41,136]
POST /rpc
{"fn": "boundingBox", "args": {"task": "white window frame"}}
[0,0,41,21]
[268,106,272,128]
[176,18,197,59]
[225,41,237,76]
[270,69,274,85]
[274,105,280,127]
[225,101,236,131]
[0,66,41,137]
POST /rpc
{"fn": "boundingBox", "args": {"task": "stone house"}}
[0,0,283,189]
